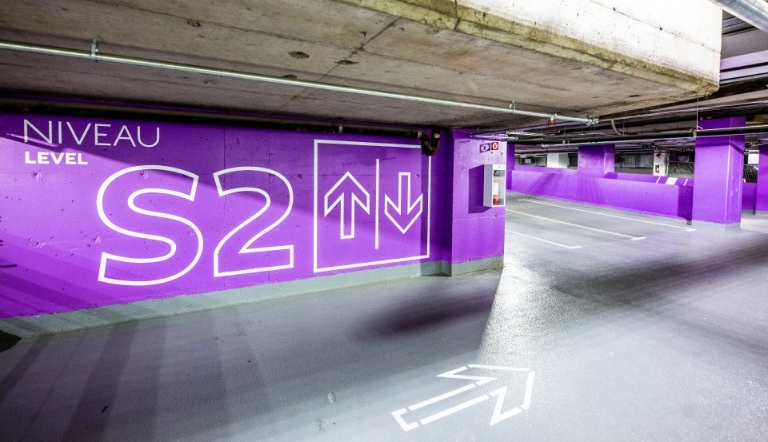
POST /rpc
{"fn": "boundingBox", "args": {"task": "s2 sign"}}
[0,115,439,317]
[95,165,295,286]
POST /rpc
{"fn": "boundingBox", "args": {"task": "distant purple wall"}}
[510,166,762,217]
[614,173,693,186]
[0,113,454,317]
[509,166,693,219]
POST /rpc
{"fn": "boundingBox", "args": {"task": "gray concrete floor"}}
[2,195,767,441]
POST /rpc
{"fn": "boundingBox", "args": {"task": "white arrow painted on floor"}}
[391,364,535,432]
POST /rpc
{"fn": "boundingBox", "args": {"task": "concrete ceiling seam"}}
[281,16,401,113]
[0,39,599,126]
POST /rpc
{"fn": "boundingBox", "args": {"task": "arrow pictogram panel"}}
[313,140,431,273]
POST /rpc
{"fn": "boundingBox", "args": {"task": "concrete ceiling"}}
[504,10,768,153]
[0,0,726,131]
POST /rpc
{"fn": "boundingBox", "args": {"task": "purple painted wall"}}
[0,113,462,318]
[445,131,506,265]
[615,173,693,186]
[509,166,694,219]
[510,164,765,218]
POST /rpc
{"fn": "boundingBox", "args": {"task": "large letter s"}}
[96,165,203,286]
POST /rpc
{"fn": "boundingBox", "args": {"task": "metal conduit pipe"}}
[505,123,768,145]
[709,0,768,33]
[0,40,598,126]
[472,100,768,139]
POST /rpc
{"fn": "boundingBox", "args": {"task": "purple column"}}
[445,130,506,274]
[692,117,746,228]
[578,144,615,177]
[757,144,768,214]
[506,143,515,190]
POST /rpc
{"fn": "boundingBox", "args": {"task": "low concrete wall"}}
[510,166,764,218]
[510,166,693,220]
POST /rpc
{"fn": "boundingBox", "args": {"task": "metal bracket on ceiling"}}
[508,101,599,127]
[90,39,99,62]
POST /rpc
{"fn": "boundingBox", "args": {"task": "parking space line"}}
[519,199,696,232]
[507,209,646,241]
[506,229,583,249]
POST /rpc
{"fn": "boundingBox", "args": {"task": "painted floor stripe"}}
[409,384,477,411]
[468,364,532,372]
[508,209,646,240]
[519,199,696,232]
[522,371,536,410]
[506,229,582,249]
[419,395,490,426]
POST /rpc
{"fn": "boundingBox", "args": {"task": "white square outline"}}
[313,140,432,273]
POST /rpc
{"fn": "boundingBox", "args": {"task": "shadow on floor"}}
[0,329,21,352]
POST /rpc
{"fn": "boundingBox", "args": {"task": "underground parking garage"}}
[1,1,768,441]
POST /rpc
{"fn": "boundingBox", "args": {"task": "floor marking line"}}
[437,365,496,385]
[419,395,490,426]
[489,386,523,426]
[392,364,536,432]
[468,364,532,372]
[519,198,696,231]
[506,230,582,249]
[408,384,477,411]
[522,371,536,410]
[392,409,419,432]
[507,209,644,239]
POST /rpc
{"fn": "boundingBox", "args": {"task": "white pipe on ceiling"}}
[0,40,598,126]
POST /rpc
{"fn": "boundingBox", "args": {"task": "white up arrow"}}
[324,172,370,239]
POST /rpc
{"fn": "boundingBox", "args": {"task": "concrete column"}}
[578,144,615,176]
[444,130,506,275]
[653,150,669,176]
[691,117,746,228]
[547,152,569,168]
[756,145,768,214]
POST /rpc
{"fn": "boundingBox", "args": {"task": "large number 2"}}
[213,167,294,277]
[96,165,294,286]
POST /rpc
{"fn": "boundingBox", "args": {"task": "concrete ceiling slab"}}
[0,0,722,130]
